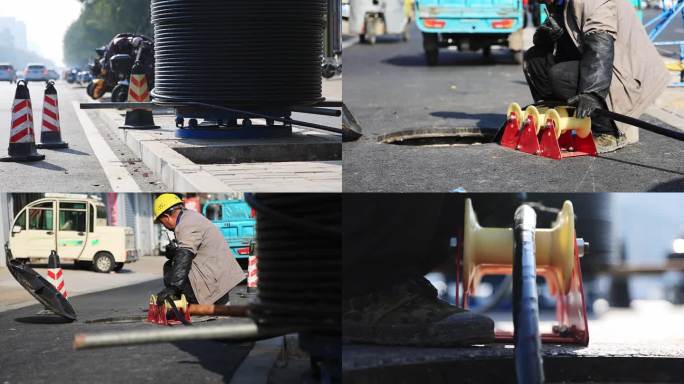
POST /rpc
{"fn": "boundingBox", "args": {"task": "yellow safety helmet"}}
[154,193,183,221]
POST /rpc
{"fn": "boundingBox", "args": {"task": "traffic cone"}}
[47,250,68,298]
[37,81,68,149]
[247,255,258,292]
[1,80,45,162]
[120,61,159,130]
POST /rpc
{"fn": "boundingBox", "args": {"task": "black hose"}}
[150,0,326,108]
[513,205,544,384]
[593,108,684,141]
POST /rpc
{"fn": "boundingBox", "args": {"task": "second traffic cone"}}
[37,81,68,149]
[247,255,258,292]
[120,61,159,130]
[47,250,68,298]
[1,80,45,162]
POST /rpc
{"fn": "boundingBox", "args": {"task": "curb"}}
[98,108,233,192]
[230,336,284,384]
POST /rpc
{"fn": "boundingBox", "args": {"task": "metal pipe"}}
[73,319,293,350]
[327,0,342,57]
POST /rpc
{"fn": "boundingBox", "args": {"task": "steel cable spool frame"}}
[150,0,329,138]
[245,193,341,381]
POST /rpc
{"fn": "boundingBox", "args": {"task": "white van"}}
[8,197,138,273]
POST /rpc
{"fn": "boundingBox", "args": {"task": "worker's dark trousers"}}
[522,45,616,135]
[163,261,230,305]
[342,194,459,299]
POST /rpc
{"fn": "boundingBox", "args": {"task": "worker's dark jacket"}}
[174,210,245,304]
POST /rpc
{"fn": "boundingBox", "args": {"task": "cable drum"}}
[150,0,327,108]
[246,194,340,334]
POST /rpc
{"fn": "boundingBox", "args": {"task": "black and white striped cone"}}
[47,250,68,298]
[247,255,258,292]
[37,81,68,149]
[1,80,45,162]
[120,61,159,130]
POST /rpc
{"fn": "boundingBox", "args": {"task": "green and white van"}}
[8,196,138,273]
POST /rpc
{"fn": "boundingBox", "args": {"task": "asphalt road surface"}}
[0,81,166,192]
[342,23,684,192]
[0,280,252,383]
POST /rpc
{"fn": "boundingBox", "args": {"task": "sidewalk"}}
[0,256,165,313]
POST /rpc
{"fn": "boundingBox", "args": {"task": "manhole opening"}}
[378,128,495,147]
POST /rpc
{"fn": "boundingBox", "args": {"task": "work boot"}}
[343,277,495,346]
[594,131,627,154]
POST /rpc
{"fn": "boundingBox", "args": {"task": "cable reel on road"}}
[150,0,340,139]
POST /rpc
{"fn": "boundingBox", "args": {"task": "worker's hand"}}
[568,93,603,119]
[156,287,180,305]
[533,16,563,50]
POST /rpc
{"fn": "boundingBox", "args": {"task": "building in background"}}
[0,17,28,50]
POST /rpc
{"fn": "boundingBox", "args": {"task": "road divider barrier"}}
[1,80,45,162]
[37,81,69,149]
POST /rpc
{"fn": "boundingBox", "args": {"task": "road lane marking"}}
[71,101,141,192]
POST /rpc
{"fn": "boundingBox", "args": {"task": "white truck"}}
[8,196,138,273]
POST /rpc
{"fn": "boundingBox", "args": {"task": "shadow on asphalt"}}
[56,147,91,156]
[15,315,74,324]
[597,155,684,177]
[382,51,520,67]
[649,177,684,191]
[172,340,254,383]
[429,111,505,130]
[23,160,67,172]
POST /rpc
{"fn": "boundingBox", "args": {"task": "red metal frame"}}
[517,114,541,156]
[456,231,589,345]
[500,111,522,149]
[147,300,192,326]
[539,121,597,161]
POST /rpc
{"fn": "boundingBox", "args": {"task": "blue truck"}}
[202,199,256,269]
[414,0,525,65]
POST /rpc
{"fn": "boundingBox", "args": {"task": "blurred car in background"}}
[47,69,60,81]
[23,63,48,82]
[66,67,80,84]
[0,63,17,83]
[203,199,256,270]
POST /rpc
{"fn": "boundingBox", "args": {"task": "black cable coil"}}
[246,193,340,334]
[150,0,326,108]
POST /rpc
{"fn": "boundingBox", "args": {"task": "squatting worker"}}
[523,0,669,153]
[153,194,245,305]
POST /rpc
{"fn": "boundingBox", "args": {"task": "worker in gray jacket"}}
[524,0,669,153]
[153,194,245,305]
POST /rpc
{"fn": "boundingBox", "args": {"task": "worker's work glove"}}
[165,247,195,294]
[533,16,563,51]
[568,93,603,119]
[156,286,180,305]
[575,30,615,116]
[164,239,178,260]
